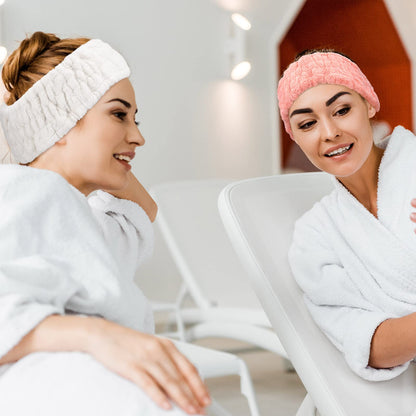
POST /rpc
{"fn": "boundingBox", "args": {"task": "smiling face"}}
[37,78,144,195]
[289,84,376,178]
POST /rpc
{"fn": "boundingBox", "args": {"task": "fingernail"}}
[203,396,211,405]
[162,401,171,410]
[410,213,416,220]
[187,405,197,414]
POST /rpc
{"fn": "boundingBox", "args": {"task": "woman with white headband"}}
[0,32,210,415]
[278,50,416,381]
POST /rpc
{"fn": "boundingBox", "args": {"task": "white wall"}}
[2,0,282,185]
[0,0,292,301]
[4,0,414,301]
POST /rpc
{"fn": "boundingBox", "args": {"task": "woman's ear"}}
[367,102,376,119]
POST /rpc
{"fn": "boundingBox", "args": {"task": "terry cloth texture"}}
[0,165,154,362]
[277,52,380,138]
[0,351,196,415]
[0,39,130,164]
[289,126,416,381]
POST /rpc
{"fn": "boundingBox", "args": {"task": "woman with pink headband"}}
[279,50,416,381]
[0,32,210,415]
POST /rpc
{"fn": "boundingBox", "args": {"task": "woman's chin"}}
[104,178,129,193]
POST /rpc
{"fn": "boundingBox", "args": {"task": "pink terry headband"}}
[277,52,380,138]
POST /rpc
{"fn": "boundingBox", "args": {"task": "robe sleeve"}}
[0,257,83,359]
[87,190,154,276]
[288,218,410,381]
[0,173,89,360]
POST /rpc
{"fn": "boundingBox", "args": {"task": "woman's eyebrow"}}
[106,98,138,114]
[289,91,352,118]
[326,91,351,107]
[106,98,131,108]
[290,108,313,118]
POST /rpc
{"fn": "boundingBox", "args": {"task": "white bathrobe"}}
[0,165,193,415]
[289,126,416,381]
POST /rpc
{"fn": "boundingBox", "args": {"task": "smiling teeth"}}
[114,154,131,162]
[326,144,352,157]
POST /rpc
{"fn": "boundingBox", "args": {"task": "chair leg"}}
[237,359,261,416]
[296,394,317,416]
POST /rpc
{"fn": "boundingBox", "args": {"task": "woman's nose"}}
[128,125,145,147]
[320,117,340,141]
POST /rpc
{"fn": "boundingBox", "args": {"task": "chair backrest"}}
[150,180,263,311]
[219,172,416,416]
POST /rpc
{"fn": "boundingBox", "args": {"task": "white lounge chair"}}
[218,172,416,416]
[150,180,287,358]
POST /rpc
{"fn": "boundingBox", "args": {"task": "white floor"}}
[195,338,307,416]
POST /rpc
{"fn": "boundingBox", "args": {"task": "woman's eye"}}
[298,120,316,130]
[113,111,140,126]
[335,106,350,116]
[113,111,127,120]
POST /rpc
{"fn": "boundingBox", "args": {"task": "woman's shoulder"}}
[0,165,84,208]
[390,125,414,139]
[0,164,66,187]
[380,125,416,151]
[377,126,416,175]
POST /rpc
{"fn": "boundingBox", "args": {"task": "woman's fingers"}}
[157,339,209,413]
[102,352,174,411]
[166,342,211,408]
[88,322,210,414]
[138,337,207,414]
[144,361,202,414]
[130,369,172,411]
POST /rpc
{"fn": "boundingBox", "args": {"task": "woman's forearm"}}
[0,314,95,365]
[369,312,416,368]
[108,172,158,222]
[0,314,210,413]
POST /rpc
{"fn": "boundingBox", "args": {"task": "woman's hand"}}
[106,172,158,222]
[411,199,416,233]
[87,318,210,414]
[0,315,209,414]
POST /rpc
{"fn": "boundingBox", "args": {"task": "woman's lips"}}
[324,143,353,158]
[114,157,132,170]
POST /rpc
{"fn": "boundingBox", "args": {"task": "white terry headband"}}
[0,39,130,164]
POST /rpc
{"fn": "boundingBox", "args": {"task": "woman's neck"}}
[28,151,92,197]
[337,145,385,218]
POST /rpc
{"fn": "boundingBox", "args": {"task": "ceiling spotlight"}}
[231,13,251,31]
[231,61,251,81]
